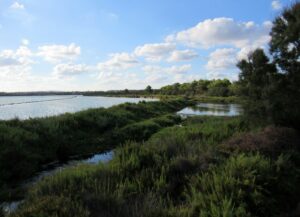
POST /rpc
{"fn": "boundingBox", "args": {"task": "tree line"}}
[236,2,300,129]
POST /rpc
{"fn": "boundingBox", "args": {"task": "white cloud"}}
[205,48,239,80]
[37,43,81,63]
[53,63,92,77]
[97,71,145,90]
[98,52,139,72]
[166,18,272,49]
[6,2,35,26]
[206,48,237,71]
[16,46,32,58]
[0,50,21,67]
[143,64,191,75]
[0,46,33,80]
[167,49,198,62]
[134,43,176,62]
[0,46,32,67]
[145,73,169,84]
[21,39,29,46]
[10,2,25,10]
[236,45,260,61]
[272,1,282,10]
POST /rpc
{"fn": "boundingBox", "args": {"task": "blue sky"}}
[0,0,293,91]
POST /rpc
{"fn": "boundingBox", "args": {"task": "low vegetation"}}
[0,99,193,202]
[9,116,300,217]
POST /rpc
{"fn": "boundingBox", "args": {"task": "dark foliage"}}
[237,3,300,129]
[222,126,300,157]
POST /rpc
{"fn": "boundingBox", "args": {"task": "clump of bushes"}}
[222,126,300,157]
[185,153,300,217]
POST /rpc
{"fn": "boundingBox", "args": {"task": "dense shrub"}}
[185,153,300,217]
[222,126,300,157]
[7,116,300,217]
[12,196,89,217]
[160,79,235,97]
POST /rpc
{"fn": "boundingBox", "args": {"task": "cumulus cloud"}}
[166,18,272,49]
[37,43,81,63]
[0,51,21,67]
[98,52,139,72]
[272,1,282,10]
[10,2,25,10]
[0,46,33,79]
[143,64,191,75]
[53,63,92,77]
[134,43,176,62]
[167,49,198,62]
[0,46,32,67]
[205,48,240,80]
[206,48,237,71]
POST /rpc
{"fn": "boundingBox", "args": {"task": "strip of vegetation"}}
[0,99,194,202]
[82,79,239,99]
[9,116,299,217]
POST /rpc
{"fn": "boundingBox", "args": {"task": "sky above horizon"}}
[0,0,294,92]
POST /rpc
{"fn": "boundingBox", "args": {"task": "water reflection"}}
[177,103,242,117]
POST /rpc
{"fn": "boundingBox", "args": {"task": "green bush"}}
[185,153,300,217]
[12,196,89,217]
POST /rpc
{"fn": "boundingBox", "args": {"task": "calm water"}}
[178,103,242,117]
[0,95,156,120]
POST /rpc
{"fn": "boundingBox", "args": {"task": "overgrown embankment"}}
[0,99,193,202]
[9,116,300,217]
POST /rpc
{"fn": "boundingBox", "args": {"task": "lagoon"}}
[0,95,156,120]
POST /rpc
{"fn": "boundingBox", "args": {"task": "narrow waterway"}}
[1,151,114,214]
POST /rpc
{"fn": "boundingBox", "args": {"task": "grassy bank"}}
[9,116,300,217]
[0,99,194,202]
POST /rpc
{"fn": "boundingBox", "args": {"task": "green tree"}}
[237,3,300,128]
[269,2,300,128]
[207,79,232,97]
[270,3,300,77]
[145,85,153,94]
[190,80,198,95]
[172,83,180,95]
[237,49,276,120]
[237,49,276,100]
